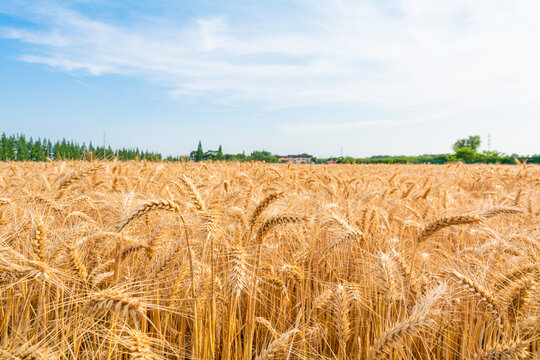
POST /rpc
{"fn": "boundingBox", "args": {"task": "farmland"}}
[0,161,538,359]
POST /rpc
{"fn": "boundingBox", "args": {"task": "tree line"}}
[190,141,281,162]
[0,133,162,161]
[192,136,540,164]
[331,135,540,165]
[0,133,538,164]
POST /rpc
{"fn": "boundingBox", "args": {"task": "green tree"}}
[45,139,52,160]
[454,147,478,162]
[6,136,15,160]
[480,150,502,164]
[217,145,224,160]
[16,134,28,161]
[195,141,204,162]
[0,133,7,161]
[453,135,480,152]
[30,137,44,161]
[249,150,278,162]
[453,135,481,163]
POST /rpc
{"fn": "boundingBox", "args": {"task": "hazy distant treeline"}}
[0,133,163,161]
[1,133,539,164]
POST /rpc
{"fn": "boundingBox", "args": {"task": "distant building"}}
[284,154,313,164]
[278,157,289,163]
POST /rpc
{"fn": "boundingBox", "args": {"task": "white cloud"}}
[20,55,114,75]
[2,0,540,113]
[279,119,426,135]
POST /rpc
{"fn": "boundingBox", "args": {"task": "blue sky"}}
[1,0,540,157]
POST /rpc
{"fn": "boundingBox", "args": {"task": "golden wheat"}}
[0,161,538,359]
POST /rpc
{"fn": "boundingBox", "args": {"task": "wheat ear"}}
[322,229,364,256]
[116,199,181,232]
[32,217,47,262]
[255,328,299,360]
[473,340,529,360]
[68,245,87,281]
[335,284,352,352]
[179,175,206,212]
[127,329,154,360]
[5,343,54,360]
[450,271,504,328]
[494,264,538,290]
[418,214,481,242]
[482,207,523,218]
[256,215,306,243]
[227,245,250,296]
[369,314,433,360]
[57,162,103,192]
[507,277,535,323]
[86,289,146,318]
[249,192,283,228]
[256,317,279,339]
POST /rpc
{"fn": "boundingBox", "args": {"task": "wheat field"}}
[0,161,538,359]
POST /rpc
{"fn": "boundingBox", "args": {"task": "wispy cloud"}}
[279,119,426,135]
[2,0,540,111]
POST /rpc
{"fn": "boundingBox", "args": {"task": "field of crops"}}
[0,161,538,359]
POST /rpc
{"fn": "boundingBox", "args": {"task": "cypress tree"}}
[16,134,28,161]
[0,133,7,161]
[217,145,224,160]
[195,141,204,162]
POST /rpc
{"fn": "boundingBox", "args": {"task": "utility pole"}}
[488,133,491,151]
[103,132,106,159]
